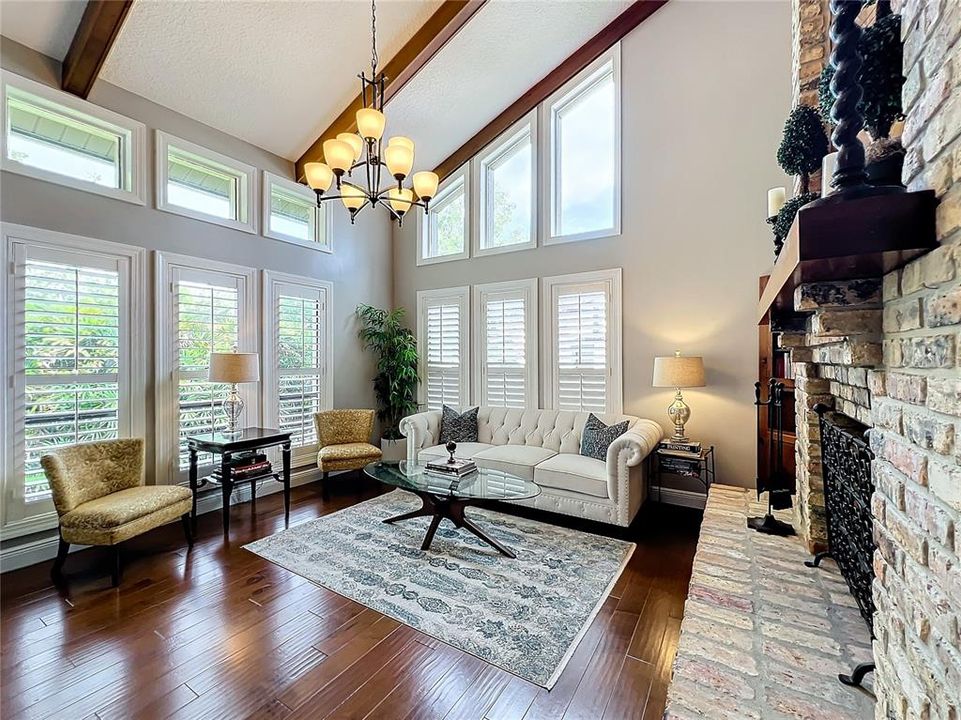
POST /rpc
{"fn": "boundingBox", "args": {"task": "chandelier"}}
[303,0,439,225]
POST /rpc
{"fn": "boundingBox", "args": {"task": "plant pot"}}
[866,138,906,188]
[380,437,406,462]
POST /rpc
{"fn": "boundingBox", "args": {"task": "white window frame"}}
[262,171,332,252]
[472,112,538,257]
[262,271,333,468]
[417,286,471,409]
[542,45,622,246]
[154,252,259,485]
[1,71,147,206]
[417,164,470,266]
[1,223,147,539]
[155,130,257,234]
[472,279,538,409]
[541,268,623,414]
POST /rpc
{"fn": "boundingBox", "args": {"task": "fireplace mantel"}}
[756,190,938,325]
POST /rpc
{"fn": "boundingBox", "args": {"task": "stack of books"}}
[212,451,273,482]
[425,457,477,478]
[657,440,702,478]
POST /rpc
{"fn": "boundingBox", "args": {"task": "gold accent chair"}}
[314,409,382,499]
[41,438,193,586]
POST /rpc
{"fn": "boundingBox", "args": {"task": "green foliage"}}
[815,14,904,139]
[770,192,820,255]
[356,304,419,440]
[777,106,829,194]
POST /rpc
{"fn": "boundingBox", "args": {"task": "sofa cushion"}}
[418,442,494,462]
[440,405,479,443]
[472,446,557,481]
[580,413,629,461]
[534,454,609,498]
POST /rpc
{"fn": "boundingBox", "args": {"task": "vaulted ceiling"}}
[1,0,633,169]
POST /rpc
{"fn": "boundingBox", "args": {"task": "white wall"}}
[391,1,793,489]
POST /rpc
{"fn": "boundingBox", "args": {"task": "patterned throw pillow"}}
[440,405,479,443]
[580,413,629,461]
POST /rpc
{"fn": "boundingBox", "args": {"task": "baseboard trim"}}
[0,467,323,573]
[650,486,707,510]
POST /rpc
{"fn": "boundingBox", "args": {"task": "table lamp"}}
[209,351,260,436]
[652,351,706,442]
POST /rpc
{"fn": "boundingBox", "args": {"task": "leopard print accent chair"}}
[314,409,382,499]
[41,438,193,586]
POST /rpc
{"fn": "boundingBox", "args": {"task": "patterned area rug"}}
[244,490,634,688]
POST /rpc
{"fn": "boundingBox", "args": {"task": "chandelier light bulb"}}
[323,139,354,174]
[356,108,386,141]
[340,183,365,211]
[388,187,413,215]
[337,132,365,161]
[303,162,334,192]
[384,144,414,180]
[388,136,414,153]
[413,171,439,200]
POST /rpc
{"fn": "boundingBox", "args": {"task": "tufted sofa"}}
[399,407,663,527]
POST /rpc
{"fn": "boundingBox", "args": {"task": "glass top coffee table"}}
[363,460,540,558]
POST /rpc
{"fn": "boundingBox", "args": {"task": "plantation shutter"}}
[482,292,530,408]
[555,288,609,413]
[419,288,469,411]
[173,271,240,469]
[273,283,327,453]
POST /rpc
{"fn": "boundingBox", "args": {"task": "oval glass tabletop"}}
[364,460,541,502]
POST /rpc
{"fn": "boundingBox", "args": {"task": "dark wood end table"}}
[187,427,292,535]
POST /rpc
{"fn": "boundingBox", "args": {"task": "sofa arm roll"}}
[399,410,442,458]
[606,419,663,469]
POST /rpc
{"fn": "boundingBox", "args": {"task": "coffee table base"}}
[382,490,516,558]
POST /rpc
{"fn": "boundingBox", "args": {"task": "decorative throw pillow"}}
[580,413,629,461]
[440,405,479,444]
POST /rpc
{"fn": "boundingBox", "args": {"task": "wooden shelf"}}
[757,190,938,325]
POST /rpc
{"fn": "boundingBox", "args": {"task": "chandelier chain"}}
[370,0,378,74]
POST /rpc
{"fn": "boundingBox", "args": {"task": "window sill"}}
[416,250,470,267]
[157,202,257,235]
[265,231,332,253]
[473,239,537,258]
[2,160,146,206]
[544,226,622,246]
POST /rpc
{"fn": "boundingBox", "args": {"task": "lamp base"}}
[667,390,691,443]
[221,384,245,437]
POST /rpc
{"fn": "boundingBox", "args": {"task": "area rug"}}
[244,490,634,688]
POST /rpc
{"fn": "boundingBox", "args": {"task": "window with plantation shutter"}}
[473,280,537,409]
[262,272,332,466]
[156,253,257,483]
[543,269,622,414]
[417,286,470,410]
[3,225,145,536]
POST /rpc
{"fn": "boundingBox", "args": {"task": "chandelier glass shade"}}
[303,0,438,225]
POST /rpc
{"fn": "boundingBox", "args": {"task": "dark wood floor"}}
[0,478,700,720]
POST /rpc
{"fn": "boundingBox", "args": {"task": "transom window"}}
[418,166,469,265]
[156,131,256,233]
[1,72,145,204]
[263,171,331,251]
[548,50,620,243]
[476,115,535,255]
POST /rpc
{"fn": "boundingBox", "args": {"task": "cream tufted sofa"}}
[399,407,663,527]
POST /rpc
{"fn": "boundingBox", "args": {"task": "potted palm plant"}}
[356,304,419,461]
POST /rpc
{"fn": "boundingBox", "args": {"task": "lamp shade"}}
[323,139,354,173]
[356,108,386,140]
[304,162,333,192]
[336,132,364,161]
[652,353,705,388]
[384,143,414,179]
[209,352,260,383]
[412,171,439,200]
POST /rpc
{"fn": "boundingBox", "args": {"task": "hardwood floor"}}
[0,479,700,720]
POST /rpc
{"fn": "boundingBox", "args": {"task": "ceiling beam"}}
[433,0,668,183]
[295,0,487,181]
[62,0,134,98]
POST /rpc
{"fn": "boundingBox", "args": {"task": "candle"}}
[821,152,838,197]
[767,187,786,217]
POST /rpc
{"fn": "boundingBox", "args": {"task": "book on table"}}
[425,458,477,477]
[659,455,701,478]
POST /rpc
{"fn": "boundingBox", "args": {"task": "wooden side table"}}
[648,444,716,505]
[187,427,292,534]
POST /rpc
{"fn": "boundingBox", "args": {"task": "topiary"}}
[769,192,820,256]
[777,106,829,194]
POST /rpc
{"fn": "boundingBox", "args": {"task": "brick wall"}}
[871,0,961,717]
[791,0,831,194]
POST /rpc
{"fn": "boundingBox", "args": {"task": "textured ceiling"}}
[383,0,632,173]
[100,0,444,160]
[0,0,86,60]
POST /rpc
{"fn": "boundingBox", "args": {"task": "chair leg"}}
[322,471,330,501]
[181,513,194,550]
[111,546,122,587]
[51,536,69,579]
